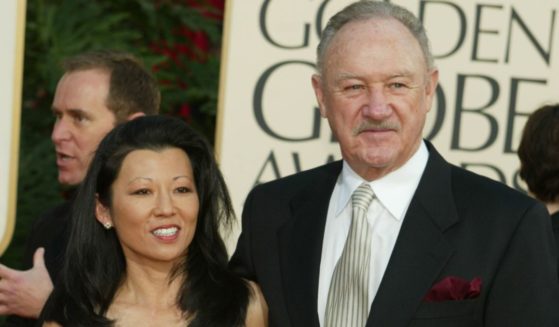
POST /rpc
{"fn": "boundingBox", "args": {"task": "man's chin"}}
[361,150,395,167]
[57,174,82,187]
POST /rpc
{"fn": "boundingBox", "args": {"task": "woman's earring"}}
[103,222,112,230]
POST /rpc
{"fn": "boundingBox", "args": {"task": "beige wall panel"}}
[0,0,26,254]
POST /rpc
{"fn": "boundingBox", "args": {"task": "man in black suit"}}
[0,50,160,326]
[517,104,559,271]
[230,2,559,326]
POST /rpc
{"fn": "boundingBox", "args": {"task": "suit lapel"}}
[367,143,460,327]
[278,161,342,327]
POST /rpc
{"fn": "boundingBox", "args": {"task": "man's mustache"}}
[352,121,400,136]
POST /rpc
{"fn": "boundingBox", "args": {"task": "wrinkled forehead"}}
[324,17,429,74]
[331,17,421,55]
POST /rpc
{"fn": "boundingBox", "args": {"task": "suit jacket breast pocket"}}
[408,299,480,327]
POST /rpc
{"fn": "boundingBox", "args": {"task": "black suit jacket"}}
[552,211,559,271]
[230,142,559,327]
[3,199,72,327]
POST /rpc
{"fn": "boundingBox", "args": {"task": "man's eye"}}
[390,82,406,89]
[74,115,87,123]
[342,84,366,95]
[346,85,364,90]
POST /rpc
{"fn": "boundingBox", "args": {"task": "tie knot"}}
[352,183,374,212]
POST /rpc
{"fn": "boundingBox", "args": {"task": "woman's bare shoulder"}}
[43,322,62,327]
[245,280,269,327]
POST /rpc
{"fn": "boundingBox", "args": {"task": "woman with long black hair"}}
[41,115,267,326]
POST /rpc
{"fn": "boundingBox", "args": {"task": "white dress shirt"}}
[317,142,429,326]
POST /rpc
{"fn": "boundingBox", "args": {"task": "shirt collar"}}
[335,141,429,220]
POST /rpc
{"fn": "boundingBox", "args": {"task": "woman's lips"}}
[151,226,180,241]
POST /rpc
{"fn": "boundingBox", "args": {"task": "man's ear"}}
[311,74,328,118]
[424,69,439,113]
[95,195,113,228]
[126,112,145,121]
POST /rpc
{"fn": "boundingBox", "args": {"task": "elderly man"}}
[0,50,160,326]
[230,2,559,327]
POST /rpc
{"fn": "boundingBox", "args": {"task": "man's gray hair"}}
[316,1,435,74]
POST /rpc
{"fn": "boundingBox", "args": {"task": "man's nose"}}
[51,118,71,143]
[361,87,391,120]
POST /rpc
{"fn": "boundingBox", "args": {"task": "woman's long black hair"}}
[40,116,250,326]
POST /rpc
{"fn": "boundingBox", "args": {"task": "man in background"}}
[230,1,559,326]
[0,50,160,326]
[518,104,559,265]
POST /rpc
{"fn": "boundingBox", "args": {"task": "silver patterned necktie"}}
[325,182,375,327]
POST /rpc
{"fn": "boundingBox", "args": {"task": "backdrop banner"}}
[217,0,559,252]
[0,0,25,255]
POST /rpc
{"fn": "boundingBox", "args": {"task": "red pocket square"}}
[424,276,482,302]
